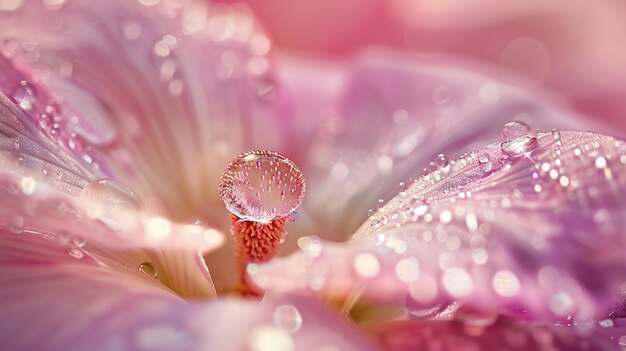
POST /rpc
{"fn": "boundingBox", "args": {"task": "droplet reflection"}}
[219,150,305,223]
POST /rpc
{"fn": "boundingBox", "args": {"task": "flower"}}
[1,1,625,351]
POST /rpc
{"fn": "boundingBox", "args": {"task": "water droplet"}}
[12,80,37,110]
[12,80,37,111]
[619,335,626,349]
[477,151,492,172]
[456,307,498,327]
[139,261,159,279]
[256,79,276,101]
[406,298,449,319]
[68,248,84,259]
[273,305,303,333]
[72,236,87,248]
[219,150,305,223]
[433,85,453,105]
[498,121,537,155]
[9,215,24,234]
[435,153,450,168]
[81,179,143,218]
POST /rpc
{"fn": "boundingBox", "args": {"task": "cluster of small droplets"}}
[420,153,451,178]
[0,55,105,180]
[220,150,305,224]
[368,121,545,232]
[131,1,275,101]
[351,123,626,332]
[0,175,91,259]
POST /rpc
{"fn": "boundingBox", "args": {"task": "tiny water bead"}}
[11,80,37,111]
[498,121,537,155]
[139,261,159,279]
[81,179,143,217]
[219,150,305,224]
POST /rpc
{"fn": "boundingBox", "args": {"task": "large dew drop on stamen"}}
[220,150,306,224]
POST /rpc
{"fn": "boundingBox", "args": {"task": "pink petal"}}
[1,6,234,296]
[370,316,626,351]
[275,51,608,242]
[0,236,379,351]
[1,0,280,220]
[0,174,224,252]
[0,54,104,195]
[0,172,223,297]
[253,130,626,321]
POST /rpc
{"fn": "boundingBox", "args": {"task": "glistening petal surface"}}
[274,51,608,244]
[253,130,626,321]
[1,0,279,221]
[370,317,626,351]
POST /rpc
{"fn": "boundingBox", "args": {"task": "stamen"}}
[231,215,287,294]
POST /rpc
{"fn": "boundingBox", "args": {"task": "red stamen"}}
[231,214,286,294]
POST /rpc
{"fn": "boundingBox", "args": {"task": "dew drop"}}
[219,150,305,223]
[81,179,143,215]
[273,305,303,333]
[256,79,276,101]
[406,298,449,319]
[68,247,84,259]
[456,307,498,327]
[139,261,159,279]
[432,85,453,105]
[619,335,626,350]
[9,215,24,234]
[435,153,450,168]
[477,151,492,172]
[12,80,37,111]
[72,235,87,248]
[498,121,537,155]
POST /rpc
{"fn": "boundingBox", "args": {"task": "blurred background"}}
[217,0,626,134]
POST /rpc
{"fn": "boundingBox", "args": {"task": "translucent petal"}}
[0,173,223,297]
[0,0,280,220]
[0,235,379,351]
[253,130,626,321]
[275,51,607,244]
[0,55,104,195]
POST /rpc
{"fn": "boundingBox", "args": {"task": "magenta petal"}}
[254,130,626,321]
[370,316,626,351]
